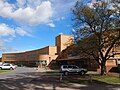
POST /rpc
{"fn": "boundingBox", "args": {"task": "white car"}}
[60,65,87,75]
[0,63,17,70]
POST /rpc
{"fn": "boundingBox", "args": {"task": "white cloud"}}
[72,29,76,32]
[61,17,65,20]
[0,23,15,37]
[27,0,43,7]
[0,41,4,47]
[16,0,27,7]
[0,0,76,25]
[16,27,33,37]
[0,37,14,52]
[55,16,65,21]
[1,38,13,43]
[0,23,33,51]
[0,23,32,37]
[59,32,63,35]
[48,23,55,28]
[51,0,76,18]
[0,0,53,25]
[0,45,17,52]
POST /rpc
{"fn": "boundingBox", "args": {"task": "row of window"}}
[5,52,48,59]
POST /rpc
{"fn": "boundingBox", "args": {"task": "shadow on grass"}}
[60,74,120,90]
[0,71,120,90]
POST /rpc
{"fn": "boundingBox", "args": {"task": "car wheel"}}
[0,67,2,70]
[80,71,85,75]
[64,71,68,76]
[10,67,13,70]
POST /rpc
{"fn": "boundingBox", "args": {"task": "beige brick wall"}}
[2,34,74,66]
[2,53,26,62]
[49,46,57,55]
[56,34,74,55]
[106,59,117,66]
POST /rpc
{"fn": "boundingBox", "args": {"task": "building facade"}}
[55,44,120,72]
[54,50,120,72]
[2,34,120,72]
[2,34,74,67]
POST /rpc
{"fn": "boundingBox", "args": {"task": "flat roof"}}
[2,45,56,55]
[56,34,74,38]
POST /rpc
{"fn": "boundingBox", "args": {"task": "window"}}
[68,66,72,69]
[63,66,67,68]
[27,54,37,58]
[5,56,16,59]
[118,59,120,64]
[39,52,48,55]
[3,63,10,66]
[72,66,78,69]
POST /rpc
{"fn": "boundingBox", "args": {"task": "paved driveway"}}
[0,67,120,90]
[0,67,37,79]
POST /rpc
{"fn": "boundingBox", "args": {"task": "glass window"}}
[4,63,10,66]
[68,66,72,68]
[72,66,78,69]
[118,59,120,64]
[63,66,67,68]
[39,52,48,55]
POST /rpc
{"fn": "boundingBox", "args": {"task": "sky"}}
[0,0,92,57]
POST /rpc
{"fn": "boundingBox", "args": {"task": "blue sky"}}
[0,0,92,57]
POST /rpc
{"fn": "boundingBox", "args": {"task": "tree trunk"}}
[101,62,106,75]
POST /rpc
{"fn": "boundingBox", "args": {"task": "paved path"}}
[0,67,120,90]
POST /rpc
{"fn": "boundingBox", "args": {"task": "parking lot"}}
[0,67,120,90]
[0,67,36,79]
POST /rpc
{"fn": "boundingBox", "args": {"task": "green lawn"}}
[0,70,11,73]
[46,70,120,84]
[46,71,60,75]
[93,76,120,83]
[61,76,120,84]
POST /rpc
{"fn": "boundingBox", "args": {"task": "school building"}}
[2,34,120,72]
[2,34,74,67]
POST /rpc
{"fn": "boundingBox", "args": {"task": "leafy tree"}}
[72,1,120,75]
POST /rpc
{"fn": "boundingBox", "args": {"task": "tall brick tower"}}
[55,34,74,56]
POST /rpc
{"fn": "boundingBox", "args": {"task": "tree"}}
[0,58,2,62]
[72,1,120,75]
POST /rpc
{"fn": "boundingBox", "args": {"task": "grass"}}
[61,71,120,84]
[93,76,120,83]
[0,70,11,73]
[46,70,120,84]
[46,71,60,75]
[61,76,120,84]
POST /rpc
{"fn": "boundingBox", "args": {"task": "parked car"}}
[60,65,87,75]
[0,63,17,70]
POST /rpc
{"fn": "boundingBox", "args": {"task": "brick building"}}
[2,34,74,66]
[2,34,120,72]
